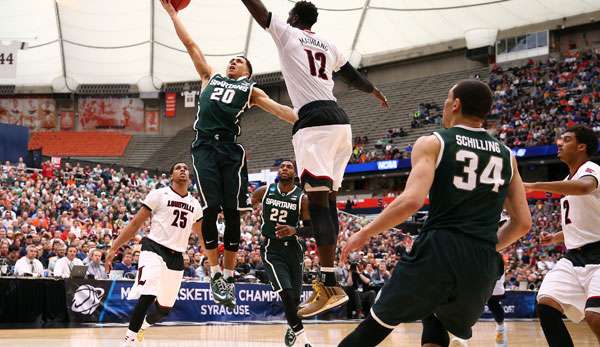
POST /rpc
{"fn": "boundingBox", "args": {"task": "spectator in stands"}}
[344,261,376,319]
[2,244,19,275]
[86,249,107,279]
[14,245,44,277]
[183,254,196,278]
[53,245,84,278]
[112,251,137,276]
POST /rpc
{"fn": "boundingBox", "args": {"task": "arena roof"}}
[1,0,599,91]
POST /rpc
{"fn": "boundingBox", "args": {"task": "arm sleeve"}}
[335,62,375,93]
[265,13,291,46]
[142,189,160,212]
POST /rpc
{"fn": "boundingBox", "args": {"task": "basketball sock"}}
[537,304,574,347]
[320,266,337,287]
[295,330,311,344]
[487,295,505,324]
[128,295,155,333]
[280,289,303,332]
[146,301,171,325]
[210,265,221,278]
[141,317,151,330]
[496,322,504,331]
[223,269,234,279]
[338,314,393,347]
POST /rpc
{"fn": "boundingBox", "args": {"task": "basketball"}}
[170,0,190,11]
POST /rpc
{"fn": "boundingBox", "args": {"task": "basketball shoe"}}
[449,337,469,347]
[210,272,228,304]
[297,280,348,318]
[224,276,237,308]
[495,323,507,347]
[284,327,296,347]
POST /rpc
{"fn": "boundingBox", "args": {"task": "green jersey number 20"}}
[210,87,236,104]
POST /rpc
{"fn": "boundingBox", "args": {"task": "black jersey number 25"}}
[171,210,188,228]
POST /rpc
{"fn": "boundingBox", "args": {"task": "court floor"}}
[0,321,596,346]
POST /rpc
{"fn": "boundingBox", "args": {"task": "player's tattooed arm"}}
[160,0,214,84]
[251,87,298,124]
[105,206,152,273]
[251,185,268,207]
[241,0,270,29]
[524,176,597,196]
[497,155,532,251]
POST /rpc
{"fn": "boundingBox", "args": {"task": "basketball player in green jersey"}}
[339,79,532,347]
[161,0,298,308]
[252,161,312,347]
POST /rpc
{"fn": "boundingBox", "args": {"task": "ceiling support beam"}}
[54,0,74,92]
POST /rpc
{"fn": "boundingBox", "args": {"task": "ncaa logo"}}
[71,284,105,315]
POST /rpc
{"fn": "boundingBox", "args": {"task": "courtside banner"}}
[93,281,344,323]
[65,279,113,323]
[67,280,536,323]
[481,291,538,319]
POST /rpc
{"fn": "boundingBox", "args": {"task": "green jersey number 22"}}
[269,208,288,223]
[453,150,505,192]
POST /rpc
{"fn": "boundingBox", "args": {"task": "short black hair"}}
[237,56,253,77]
[452,79,493,119]
[291,1,318,27]
[566,125,598,157]
[169,162,187,175]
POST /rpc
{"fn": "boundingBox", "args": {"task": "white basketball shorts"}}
[127,250,183,307]
[292,124,352,192]
[537,258,600,322]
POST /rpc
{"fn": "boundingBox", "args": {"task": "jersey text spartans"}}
[193,74,255,141]
[421,125,513,244]
[261,184,303,240]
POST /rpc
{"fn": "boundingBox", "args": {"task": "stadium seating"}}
[28,132,132,157]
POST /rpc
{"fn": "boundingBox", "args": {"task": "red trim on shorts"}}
[588,296,600,300]
[300,169,333,182]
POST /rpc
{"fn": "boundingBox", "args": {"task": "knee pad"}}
[202,207,219,250]
[309,204,337,246]
[223,208,241,252]
[421,315,450,347]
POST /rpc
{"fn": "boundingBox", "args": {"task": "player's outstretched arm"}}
[524,176,597,196]
[240,0,270,29]
[104,206,152,273]
[341,135,438,262]
[497,156,532,251]
[335,63,389,109]
[160,0,213,83]
[251,88,298,124]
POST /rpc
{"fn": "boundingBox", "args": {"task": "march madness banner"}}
[66,280,537,323]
